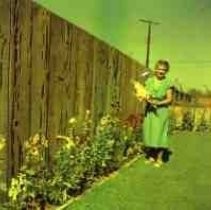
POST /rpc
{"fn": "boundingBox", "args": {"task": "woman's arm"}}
[147,88,173,106]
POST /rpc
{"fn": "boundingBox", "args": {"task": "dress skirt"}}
[143,104,170,148]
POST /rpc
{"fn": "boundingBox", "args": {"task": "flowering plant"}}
[8,133,49,209]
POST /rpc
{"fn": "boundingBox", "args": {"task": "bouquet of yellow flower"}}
[131,79,149,102]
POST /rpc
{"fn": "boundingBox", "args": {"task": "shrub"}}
[8,134,49,209]
[170,106,211,132]
[8,112,143,207]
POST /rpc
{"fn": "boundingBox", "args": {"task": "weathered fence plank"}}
[0,0,9,137]
[1,0,145,180]
[0,0,10,198]
[30,5,50,137]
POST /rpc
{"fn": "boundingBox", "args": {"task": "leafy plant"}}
[47,111,94,205]
[8,133,48,209]
[0,135,7,207]
[181,110,194,131]
[170,106,211,132]
[7,111,143,207]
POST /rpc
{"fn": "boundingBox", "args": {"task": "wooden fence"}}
[0,0,145,181]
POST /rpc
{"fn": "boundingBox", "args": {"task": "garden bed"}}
[5,112,143,209]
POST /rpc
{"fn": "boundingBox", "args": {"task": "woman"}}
[143,59,173,167]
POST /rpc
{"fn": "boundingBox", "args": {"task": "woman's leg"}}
[154,148,164,167]
[157,149,164,162]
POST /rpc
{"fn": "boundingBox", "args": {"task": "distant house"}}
[197,95,211,107]
[171,86,192,104]
[171,86,211,107]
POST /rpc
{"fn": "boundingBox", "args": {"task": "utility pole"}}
[139,19,160,68]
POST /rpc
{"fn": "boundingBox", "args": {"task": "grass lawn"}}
[63,132,211,210]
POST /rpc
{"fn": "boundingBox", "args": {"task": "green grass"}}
[63,132,211,210]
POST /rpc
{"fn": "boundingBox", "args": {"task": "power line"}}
[150,60,211,64]
[171,61,211,64]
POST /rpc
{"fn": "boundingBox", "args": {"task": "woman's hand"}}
[148,89,173,106]
[147,98,159,106]
[146,98,160,109]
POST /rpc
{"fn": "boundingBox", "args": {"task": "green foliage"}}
[181,111,194,131]
[93,115,122,172]
[195,109,211,132]
[47,111,95,204]
[8,112,142,207]
[8,134,49,209]
[170,106,211,133]
[0,135,7,207]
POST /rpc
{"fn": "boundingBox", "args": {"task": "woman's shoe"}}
[144,157,156,164]
[154,159,163,168]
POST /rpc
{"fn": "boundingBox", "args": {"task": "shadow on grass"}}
[162,149,173,163]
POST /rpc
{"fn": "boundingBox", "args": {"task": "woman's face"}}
[154,64,168,80]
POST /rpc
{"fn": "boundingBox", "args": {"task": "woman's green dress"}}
[143,76,172,148]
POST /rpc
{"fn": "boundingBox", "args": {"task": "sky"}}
[35,0,211,91]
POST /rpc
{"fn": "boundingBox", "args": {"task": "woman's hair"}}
[155,59,170,71]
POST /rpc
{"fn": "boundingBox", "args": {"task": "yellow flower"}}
[0,136,5,151]
[66,140,75,149]
[100,115,110,126]
[56,135,75,149]
[31,148,39,156]
[131,79,149,101]
[43,139,48,147]
[107,140,115,147]
[86,110,90,116]
[124,136,128,141]
[75,136,80,141]
[128,126,133,131]
[31,133,40,145]
[24,141,30,149]
[68,117,76,124]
